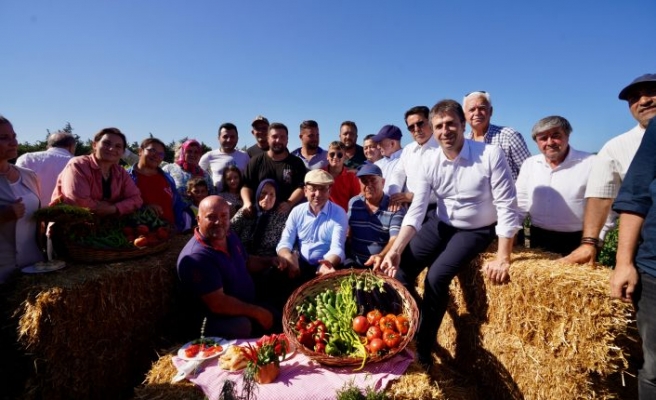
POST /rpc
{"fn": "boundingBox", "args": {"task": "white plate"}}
[21,261,66,274]
[177,337,235,361]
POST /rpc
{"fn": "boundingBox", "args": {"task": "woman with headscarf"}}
[0,116,44,283]
[162,139,214,203]
[231,179,290,309]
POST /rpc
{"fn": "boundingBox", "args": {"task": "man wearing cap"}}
[562,73,656,265]
[247,116,270,158]
[340,121,367,171]
[241,122,308,217]
[463,91,531,181]
[345,164,406,269]
[372,125,404,194]
[291,120,329,170]
[199,122,250,192]
[276,169,348,284]
[380,99,521,369]
[387,106,439,212]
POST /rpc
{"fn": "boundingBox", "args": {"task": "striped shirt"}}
[347,194,406,264]
[467,124,531,181]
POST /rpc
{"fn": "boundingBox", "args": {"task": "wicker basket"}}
[282,269,418,367]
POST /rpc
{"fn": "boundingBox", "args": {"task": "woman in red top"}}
[324,141,361,212]
[128,138,187,231]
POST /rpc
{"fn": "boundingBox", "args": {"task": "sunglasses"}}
[328,152,344,159]
[407,120,426,132]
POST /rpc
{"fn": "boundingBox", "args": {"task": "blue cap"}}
[356,163,383,178]
[618,73,656,100]
[371,125,402,142]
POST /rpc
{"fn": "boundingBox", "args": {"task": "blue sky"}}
[3,1,655,155]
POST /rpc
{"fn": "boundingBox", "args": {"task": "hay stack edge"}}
[137,248,639,400]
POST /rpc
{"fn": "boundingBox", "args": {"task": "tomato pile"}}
[290,271,412,367]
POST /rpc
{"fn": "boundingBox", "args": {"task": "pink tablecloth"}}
[172,340,414,400]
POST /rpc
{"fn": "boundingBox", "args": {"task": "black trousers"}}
[394,213,496,360]
[529,225,582,256]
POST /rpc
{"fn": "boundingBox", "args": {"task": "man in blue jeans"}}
[612,117,656,399]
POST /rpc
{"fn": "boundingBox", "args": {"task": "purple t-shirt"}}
[177,229,255,304]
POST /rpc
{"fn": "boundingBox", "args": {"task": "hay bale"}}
[433,248,639,399]
[9,233,191,400]
[134,354,205,400]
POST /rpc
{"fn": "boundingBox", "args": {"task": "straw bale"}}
[134,354,205,400]
[431,247,639,399]
[9,233,192,400]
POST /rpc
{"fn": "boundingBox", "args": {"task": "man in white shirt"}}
[387,106,438,212]
[380,99,521,369]
[15,131,76,206]
[463,91,531,181]
[199,122,250,193]
[372,125,403,194]
[562,73,656,265]
[516,116,597,255]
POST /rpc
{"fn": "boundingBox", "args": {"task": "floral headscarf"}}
[176,139,204,177]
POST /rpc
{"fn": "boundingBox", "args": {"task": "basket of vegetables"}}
[39,205,173,263]
[282,269,418,369]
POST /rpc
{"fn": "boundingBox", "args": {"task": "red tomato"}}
[366,310,382,326]
[184,344,200,358]
[156,226,170,240]
[136,225,150,235]
[379,316,395,332]
[134,236,148,248]
[382,329,401,349]
[366,325,382,342]
[147,233,159,245]
[369,338,386,354]
[314,342,326,353]
[395,315,410,335]
[352,316,369,335]
[122,226,134,236]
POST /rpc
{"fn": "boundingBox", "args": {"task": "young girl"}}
[218,165,244,218]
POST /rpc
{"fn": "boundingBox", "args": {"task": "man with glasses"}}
[340,121,367,171]
[128,137,188,232]
[463,91,530,181]
[247,115,270,158]
[200,122,250,192]
[562,73,656,265]
[323,141,360,211]
[291,120,328,170]
[276,169,348,286]
[387,106,439,212]
[372,125,404,194]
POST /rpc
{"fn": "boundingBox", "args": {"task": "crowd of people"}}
[1,72,655,398]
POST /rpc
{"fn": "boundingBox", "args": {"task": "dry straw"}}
[137,248,639,399]
[11,234,191,399]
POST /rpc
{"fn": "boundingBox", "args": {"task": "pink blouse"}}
[51,155,143,215]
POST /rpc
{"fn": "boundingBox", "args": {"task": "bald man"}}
[177,195,276,339]
[16,131,76,206]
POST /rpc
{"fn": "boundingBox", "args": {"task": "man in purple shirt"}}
[177,195,275,339]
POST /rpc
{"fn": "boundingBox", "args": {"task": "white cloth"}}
[375,149,403,194]
[516,147,594,232]
[15,147,73,206]
[404,140,521,238]
[585,124,645,199]
[199,149,250,192]
[10,179,43,268]
[387,137,439,204]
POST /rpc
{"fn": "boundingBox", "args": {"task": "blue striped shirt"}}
[347,194,405,264]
